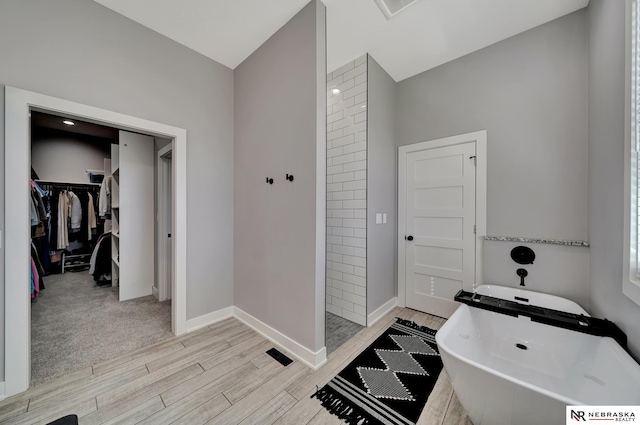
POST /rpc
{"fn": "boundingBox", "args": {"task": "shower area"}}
[325,53,397,354]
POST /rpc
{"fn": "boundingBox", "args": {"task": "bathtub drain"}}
[515,343,528,350]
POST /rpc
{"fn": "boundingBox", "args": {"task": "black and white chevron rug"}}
[312,318,443,425]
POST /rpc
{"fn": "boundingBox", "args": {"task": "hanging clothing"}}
[69,191,82,232]
[99,177,110,218]
[88,193,97,239]
[30,188,46,237]
[57,192,70,249]
[29,181,53,270]
[30,193,40,226]
[31,242,45,291]
[69,191,90,243]
[33,187,46,224]
[29,182,47,226]
[89,232,109,275]
[30,257,40,298]
[33,180,46,197]
[91,233,111,282]
[49,190,60,255]
[32,183,101,270]
[30,259,35,298]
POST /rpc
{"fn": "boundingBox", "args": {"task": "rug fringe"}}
[395,318,437,335]
[312,386,370,425]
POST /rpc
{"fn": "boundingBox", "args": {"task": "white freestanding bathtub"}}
[435,285,640,425]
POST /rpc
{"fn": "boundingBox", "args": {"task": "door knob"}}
[405,235,414,241]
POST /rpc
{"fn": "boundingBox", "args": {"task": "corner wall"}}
[234,0,326,357]
[366,55,397,316]
[588,0,640,358]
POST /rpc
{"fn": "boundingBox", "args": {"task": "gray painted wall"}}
[234,0,326,352]
[588,0,640,358]
[31,132,111,183]
[395,11,590,307]
[0,0,235,380]
[366,55,397,314]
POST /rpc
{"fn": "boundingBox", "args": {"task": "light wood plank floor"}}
[0,307,472,425]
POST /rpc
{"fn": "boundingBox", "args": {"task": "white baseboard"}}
[182,305,327,370]
[185,306,234,332]
[367,297,397,327]
[233,307,327,370]
[0,382,6,401]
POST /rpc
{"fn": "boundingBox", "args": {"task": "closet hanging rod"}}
[34,180,102,191]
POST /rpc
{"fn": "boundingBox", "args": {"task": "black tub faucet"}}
[517,268,528,286]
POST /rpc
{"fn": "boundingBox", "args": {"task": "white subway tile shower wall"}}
[326,54,367,326]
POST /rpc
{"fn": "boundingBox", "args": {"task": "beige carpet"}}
[31,271,173,386]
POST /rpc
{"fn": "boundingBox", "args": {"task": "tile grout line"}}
[160,393,167,408]
[222,392,232,406]
[438,392,455,425]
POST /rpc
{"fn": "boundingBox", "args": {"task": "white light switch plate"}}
[376,213,382,224]
[383,213,387,224]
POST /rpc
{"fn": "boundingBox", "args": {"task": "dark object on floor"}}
[266,348,293,366]
[312,318,443,425]
[91,233,111,282]
[46,414,78,425]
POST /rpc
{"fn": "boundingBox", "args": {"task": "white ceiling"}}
[94,0,589,82]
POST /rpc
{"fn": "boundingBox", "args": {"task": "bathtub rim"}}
[474,284,590,316]
[435,303,628,407]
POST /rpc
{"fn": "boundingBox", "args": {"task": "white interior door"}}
[156,146,173,302]
[403,142,476,318]
[119,130,155,301]
[166,156,172,300]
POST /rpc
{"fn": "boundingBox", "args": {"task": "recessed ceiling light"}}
[63,120,75,126]
[332,88,341,95]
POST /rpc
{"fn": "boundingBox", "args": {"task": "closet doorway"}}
[28,112,172,386]
[5,86,188,397]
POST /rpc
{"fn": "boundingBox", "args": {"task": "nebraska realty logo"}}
[567,406,639,423]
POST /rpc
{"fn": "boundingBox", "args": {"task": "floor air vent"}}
[266,348,293,366]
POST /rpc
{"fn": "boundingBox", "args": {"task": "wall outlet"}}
[376,213,382,224]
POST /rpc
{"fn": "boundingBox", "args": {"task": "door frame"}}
[4,86,188,396]
[397,130,487,309]
[157,144,173,302]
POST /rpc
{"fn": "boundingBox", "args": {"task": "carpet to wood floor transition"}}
[31,271,173,386]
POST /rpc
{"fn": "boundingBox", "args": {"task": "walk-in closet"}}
[29,111,173,386]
